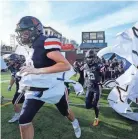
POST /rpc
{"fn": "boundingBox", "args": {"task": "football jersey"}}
[22,35,66,103]
[84,63,101,87]
[32,35,61,68]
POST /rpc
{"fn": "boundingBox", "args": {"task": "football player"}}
[73,61,85,86]
[15,16,81,139]
[6,53,25,123]
[84,49,102,126]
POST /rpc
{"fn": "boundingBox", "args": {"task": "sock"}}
[71,119,79,128]
[15,112,20,116]
[94,117,99,121]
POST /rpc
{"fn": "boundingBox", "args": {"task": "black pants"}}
[78,77,84,86]
[12,92,25,105]
[19,93,69,124]
[85,85,100,118]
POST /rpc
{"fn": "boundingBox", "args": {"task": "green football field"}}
[1,72,138,139]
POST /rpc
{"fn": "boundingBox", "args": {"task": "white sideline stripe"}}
[0,80,9,83]
[4,97,109,106]
[1,102,12,107]
[69,103,138,109]
[4,98,110,107]
[69,102,111,107]
[4,98,12,101]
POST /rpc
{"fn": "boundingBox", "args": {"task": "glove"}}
[7,85,12,91]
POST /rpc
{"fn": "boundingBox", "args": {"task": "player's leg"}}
[85,87,100,126]
[92,86,100,126]
[78,76,84,86]
[85,88,93,109]
[19,99,45,139]
[8,92,24,123]
[93,106,99,126]
[55,91,81,138]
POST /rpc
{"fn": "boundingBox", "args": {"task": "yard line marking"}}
[3,98,12,101]
[69,103,138,109]
[1,102,12,107]
[69,102,111,107]
[0,80,10,83]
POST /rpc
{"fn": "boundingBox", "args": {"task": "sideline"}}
[69,102,110,107]
[1,102,12,108]
[0,80,10,83]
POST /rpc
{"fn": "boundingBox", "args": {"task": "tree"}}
[70,40,79,48]
[61,37,67,44]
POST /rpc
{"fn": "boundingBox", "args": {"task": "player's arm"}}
[41,37,71,73]
[20,37,71,74]
[84,68,89,80]
[73,66,78,74]
[83,64,88,78]
[10,76,15,86]
[39,51,71,74]
[8,75,15,91]
[97,65,102,77]
[96,65,102,84]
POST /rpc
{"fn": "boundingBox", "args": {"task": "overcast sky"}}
[0,0,138,46]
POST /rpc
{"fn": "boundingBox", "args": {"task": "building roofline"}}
[43,26,62,36]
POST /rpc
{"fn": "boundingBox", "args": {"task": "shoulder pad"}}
[44,36,61,50]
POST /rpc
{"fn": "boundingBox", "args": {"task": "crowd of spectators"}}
[100,57,125,82]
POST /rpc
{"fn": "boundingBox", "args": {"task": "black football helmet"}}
[15,16,43,46]
[6,53,20,67]
[85,49,97,65]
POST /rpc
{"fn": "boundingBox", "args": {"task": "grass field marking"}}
[1,102,12,108]
[3,98,12,101]
[0,80,10,83]
[69,102,110,107]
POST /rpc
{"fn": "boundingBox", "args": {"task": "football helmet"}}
[6,53,20,66]
[15,16,43,46]
[85,49,97,65]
